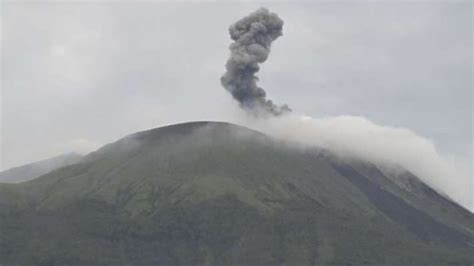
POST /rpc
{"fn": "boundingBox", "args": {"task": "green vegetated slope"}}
[0,121,472,266]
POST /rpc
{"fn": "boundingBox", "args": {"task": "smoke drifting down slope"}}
[221,8,291,116]
[243,114,473,211]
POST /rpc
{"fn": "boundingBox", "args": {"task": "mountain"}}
[0,152,83,183]
[0,122,472,266]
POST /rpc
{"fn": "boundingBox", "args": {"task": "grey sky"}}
[1,1,472,172]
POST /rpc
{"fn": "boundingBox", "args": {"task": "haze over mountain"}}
[0,122,472,265]
[0,152,82,183]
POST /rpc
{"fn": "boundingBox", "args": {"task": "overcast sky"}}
[1,1,472,172]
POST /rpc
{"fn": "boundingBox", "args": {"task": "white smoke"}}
[237,113,473,211]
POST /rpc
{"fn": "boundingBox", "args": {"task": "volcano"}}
[1,122,472,265]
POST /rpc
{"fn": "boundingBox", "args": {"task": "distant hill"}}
[0,152,82,183]
[0,122,472,266]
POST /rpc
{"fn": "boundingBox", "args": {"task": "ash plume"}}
[221,8,291,116]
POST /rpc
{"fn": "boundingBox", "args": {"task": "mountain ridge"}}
[0,152,83,184]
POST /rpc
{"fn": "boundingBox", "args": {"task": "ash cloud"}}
[221,8,291,116]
